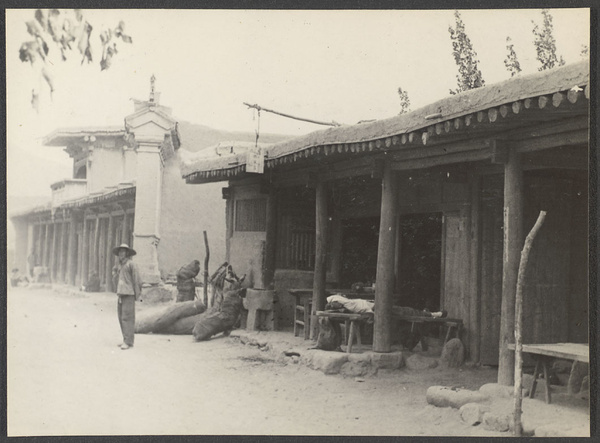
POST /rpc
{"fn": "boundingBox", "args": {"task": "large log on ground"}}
[192,289,244,341]
[136,300,206,333]
[161,313,206,335]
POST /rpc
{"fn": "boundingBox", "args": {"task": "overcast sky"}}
[6,8,590,199]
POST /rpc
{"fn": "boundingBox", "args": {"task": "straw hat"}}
[112,243,137,257]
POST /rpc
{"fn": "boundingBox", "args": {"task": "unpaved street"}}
[7,287,505,437]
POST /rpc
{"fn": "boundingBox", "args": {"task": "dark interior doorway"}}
[340,216,379,288]
[398,212,443,311]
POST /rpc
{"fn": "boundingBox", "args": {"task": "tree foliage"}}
[504,37,522,77]
[580,44,589,58]
[397,87,411,115]
[448,10,485,95]
[18,9,133,111]
[532,9,565,71]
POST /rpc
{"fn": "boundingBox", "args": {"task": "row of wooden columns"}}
[307,162,400,350]
[306,146,525,362]
[32,215,73,284]
[30,207,133,291]
[81,209,132,290]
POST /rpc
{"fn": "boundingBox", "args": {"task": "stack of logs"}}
[135,263,247,341]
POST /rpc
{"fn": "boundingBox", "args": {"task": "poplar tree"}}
[504,37,522,77]
[397,87,411,115]
[532,9,565,71]
[448,10,485,95]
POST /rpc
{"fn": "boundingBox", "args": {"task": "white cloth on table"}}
[327,294,375,314]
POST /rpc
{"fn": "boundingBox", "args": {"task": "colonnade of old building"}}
[26,198,135,291]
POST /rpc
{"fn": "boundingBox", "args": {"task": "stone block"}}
[479,383,513,398]
[439,338,465,368]
[406,354,438,370]
[340,361,374,378]
[243,289,277,331]
[426,386,488,409]
[347,353,371,364]
[141,284,175,304]
[567,361,589,394]
[482,412,510,432]
[370,351,405,369]
[459,402,489,426]
[302,350,348,375]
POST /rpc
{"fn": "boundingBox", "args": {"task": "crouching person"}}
[112,244,142,350]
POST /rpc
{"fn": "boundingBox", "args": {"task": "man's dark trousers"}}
[118,294,136,346]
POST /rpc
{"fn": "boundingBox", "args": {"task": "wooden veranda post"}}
[374,162,398,353]
[50,222,59,280]
[43,223,50,266]
[498,148,524,385]
[81,217,89,286]
[67,213,79,285]
[263,188,278,289]
[92,216,101,277]
[59,220,68,282]
[311,180,328,340]
[513,210,546,436]
[105,214,114,292]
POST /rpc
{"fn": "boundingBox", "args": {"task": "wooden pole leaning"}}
[512,211,546,436]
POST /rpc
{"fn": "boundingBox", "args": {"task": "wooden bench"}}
[316,311,373,353]
[289,289,313,339]
[508,343,589,404]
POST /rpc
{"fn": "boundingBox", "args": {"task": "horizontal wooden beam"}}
[513,129,588,153]
[521,146,588,170]
[392,138,490,162]
[391,148,493,171]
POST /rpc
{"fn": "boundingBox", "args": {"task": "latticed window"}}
[287,229,315,270]
[276,186,316,270]
[235,198,267,232]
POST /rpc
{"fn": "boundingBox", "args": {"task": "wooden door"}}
[479,175,504,365]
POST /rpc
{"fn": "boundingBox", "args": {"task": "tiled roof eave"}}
[181,60,589,183]
[43,127,125,146]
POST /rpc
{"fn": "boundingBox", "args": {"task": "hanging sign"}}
[246,144,265,174]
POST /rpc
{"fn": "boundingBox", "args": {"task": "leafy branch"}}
[18,9,133,111]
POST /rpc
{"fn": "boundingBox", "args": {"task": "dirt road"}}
[7,287,506,436]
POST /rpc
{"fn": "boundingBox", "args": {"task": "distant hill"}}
[177,120,292,152]
[7,195,51,213]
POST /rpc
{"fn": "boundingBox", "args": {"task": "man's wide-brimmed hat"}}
[112,243,137,257]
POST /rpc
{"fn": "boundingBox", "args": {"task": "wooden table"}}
[508,343,589,404]
[316,311,373,353]
[288,288,376,340]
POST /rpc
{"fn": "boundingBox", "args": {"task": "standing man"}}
[112,243,142,350]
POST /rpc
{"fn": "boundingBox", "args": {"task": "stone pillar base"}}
[133,234,161,284]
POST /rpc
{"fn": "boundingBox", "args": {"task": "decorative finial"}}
[149,74,156,104]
